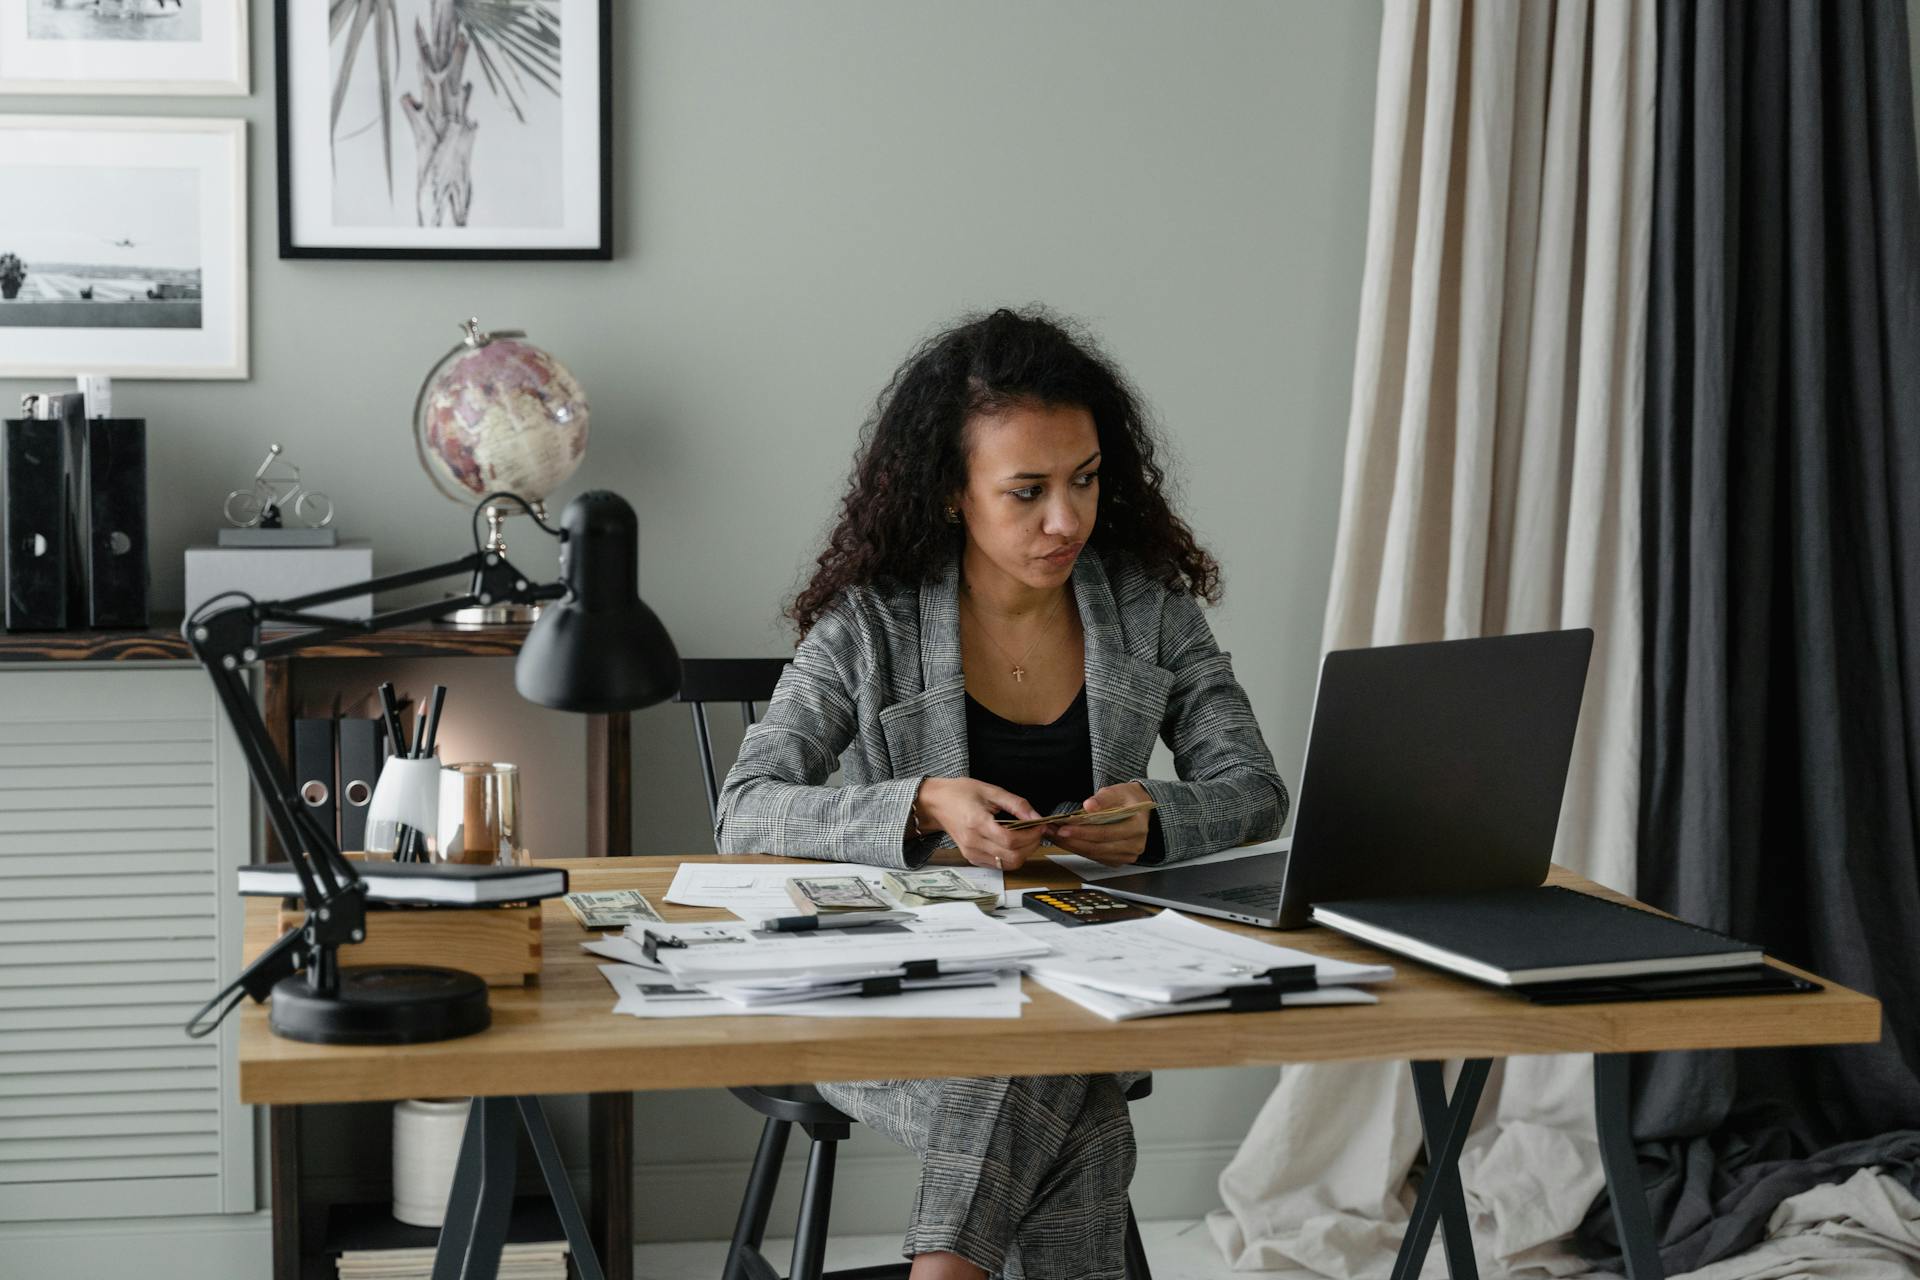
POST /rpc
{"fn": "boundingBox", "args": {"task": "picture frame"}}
[0,1,250,97]
[0,116,248,380]
[275,0,612,261]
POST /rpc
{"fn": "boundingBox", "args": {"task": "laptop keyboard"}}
[1204,882,1283,909]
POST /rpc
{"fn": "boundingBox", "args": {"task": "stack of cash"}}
[563,890,662,930]
[882,868,1000,913]
[785,875,893,914]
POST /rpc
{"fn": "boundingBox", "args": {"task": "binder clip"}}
[1225,965,1320,1013]
[639,930,687,965]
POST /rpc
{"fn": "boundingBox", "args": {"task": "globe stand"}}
[447,502,548,627]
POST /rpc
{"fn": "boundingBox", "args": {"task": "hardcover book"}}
[1312,886,1762,986]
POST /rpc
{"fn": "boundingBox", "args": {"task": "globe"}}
[413,320,590,511]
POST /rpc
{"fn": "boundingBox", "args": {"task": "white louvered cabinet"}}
[0,665,254,1220]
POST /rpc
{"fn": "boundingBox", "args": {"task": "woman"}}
[717,307,1287,1280]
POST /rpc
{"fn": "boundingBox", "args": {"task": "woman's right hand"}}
[912,777,1050,871]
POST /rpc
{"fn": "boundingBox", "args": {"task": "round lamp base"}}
[269,966,491,1045]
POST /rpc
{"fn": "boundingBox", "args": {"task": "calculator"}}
[1023,887,1155,926]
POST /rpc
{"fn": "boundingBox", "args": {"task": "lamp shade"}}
[515,491,681,713]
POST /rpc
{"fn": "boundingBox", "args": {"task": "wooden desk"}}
[241,857,1880,1278]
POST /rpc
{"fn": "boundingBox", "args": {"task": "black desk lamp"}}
[184,490,680,1045]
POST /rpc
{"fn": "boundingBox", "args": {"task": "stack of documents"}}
[337,1242,564,1280]
[665,860,1037,921]
[588,903,1044,1018]
[1024,909,1394,1019]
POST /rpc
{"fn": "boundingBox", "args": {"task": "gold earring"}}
[945,505,960,525]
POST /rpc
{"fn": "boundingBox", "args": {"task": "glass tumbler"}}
[436,762,522,865]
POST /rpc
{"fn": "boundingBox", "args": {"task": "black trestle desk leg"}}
[432,1097,518,1280]
[1410,1061,1480,1280]
[1389,1058,1491,1280]
[725,1118,791,1280]
[518,1096,606,1280]
[789,1139,837,1280]
[1594,1054,1665,1280]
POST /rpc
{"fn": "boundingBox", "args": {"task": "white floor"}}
[636,1219,1236,1279]
[632,1219,1629,1280]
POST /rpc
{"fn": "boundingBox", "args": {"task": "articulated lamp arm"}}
[182,544,564,1036]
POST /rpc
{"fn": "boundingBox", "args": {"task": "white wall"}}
[0,0,1382,1267]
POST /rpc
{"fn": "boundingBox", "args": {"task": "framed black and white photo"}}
[276,0,611,260]
[0,116,247,380]
[0,1,249,96]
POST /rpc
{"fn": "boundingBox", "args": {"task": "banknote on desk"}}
[883,867,1000,913]
[564,889,662,930]
[787,875,893,914]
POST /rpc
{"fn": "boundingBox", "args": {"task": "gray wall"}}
[0,0,1381,1264]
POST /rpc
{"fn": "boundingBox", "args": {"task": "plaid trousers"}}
[816,1073,1138,1278]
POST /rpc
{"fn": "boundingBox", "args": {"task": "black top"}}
[965,684,1166,861]
[965,685,1093,815]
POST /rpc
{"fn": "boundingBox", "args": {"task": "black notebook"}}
[237,861,567,906]
[1311,886,1762,986]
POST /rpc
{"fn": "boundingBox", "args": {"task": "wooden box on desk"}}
[274,855,543,986]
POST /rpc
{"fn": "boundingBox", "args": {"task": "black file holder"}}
[3,417,71,631]
[67,417,149,628]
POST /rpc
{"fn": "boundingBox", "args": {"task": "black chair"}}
[679,658,1154,1280]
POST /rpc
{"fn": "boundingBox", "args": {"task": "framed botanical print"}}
[0,116,247,379]
[276,0,612,260]
[0,1,250,96]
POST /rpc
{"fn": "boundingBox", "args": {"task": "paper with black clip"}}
[1030,971,1377,1021]
[705,968,1002,1007]
[1022,909,1394,1004]
[596,965,1028,1020]
[624,902,1048,986]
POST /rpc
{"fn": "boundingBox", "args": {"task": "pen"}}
[376,682,406,762]
[420,684,448,758]
[756,911,915,933]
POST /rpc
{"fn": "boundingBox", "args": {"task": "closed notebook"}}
[1311,886,1762,986]
[237,861,567,906]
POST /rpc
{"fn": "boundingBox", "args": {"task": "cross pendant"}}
[1012,666,1026,683]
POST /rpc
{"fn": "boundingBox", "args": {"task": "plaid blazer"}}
[715,551,1289,869]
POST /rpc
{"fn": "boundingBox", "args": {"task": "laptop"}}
[1099,628,1593,928]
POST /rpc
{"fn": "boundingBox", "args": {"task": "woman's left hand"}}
[1048,782,1153,866]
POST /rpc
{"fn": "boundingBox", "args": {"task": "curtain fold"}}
[1579,0,1920,1272]
[1210,2,1655,1274]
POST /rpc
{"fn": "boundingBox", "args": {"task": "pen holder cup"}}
[437,762,521,866]
[364,756,442,860]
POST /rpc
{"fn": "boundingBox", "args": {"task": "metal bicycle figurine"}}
[224,443,334,529]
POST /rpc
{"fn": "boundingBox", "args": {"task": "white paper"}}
[1048,835,1291,882]
[598,965,1028,1019]
[667,861,1005,920]
[581,935,665,969]
[1030,971,1377,1021]
[705,970,1001,1007]
[1021,909,1392,1003]
[629,901,1047,984]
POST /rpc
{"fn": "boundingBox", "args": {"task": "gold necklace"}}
[962,588,1067,683]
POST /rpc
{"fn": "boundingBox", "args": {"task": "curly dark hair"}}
[788,306,1221,636]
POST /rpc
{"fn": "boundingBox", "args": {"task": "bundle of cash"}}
[785,875,893,914]
[563,889,662,930]
[995,799,1156,831]
[881,868,1000,913]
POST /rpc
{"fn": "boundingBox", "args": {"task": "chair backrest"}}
[675,658,790,833]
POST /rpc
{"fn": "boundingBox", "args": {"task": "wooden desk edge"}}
[236,857,1883,1106]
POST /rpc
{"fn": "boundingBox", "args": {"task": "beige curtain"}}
[1210,1,1653,1274]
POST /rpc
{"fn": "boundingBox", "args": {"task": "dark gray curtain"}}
[1580,0,1920,1272]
